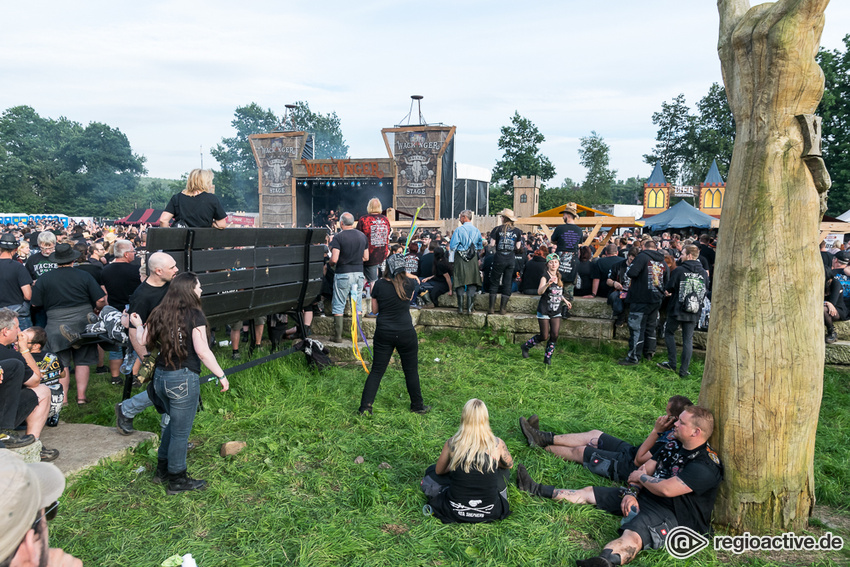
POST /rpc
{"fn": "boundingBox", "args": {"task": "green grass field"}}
[55,331,849,566]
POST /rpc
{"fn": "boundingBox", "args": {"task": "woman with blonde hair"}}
[159,169,227,229]
[420,398,513,523]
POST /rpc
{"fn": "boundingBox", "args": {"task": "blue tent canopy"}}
[643,200,716,231]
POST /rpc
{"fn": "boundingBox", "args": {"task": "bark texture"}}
[700,0,829,533]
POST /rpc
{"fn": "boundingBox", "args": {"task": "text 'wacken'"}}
[302,159,386,179]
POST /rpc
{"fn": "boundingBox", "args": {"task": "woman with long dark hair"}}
[130,272,228,494]
[487,209,523,314]
[358,254,430,415]
[420,398,513,523]
[521,254,571,365]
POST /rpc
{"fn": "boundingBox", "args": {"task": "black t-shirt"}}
[164,192,227,228]
[0,258,32,307]
[551,223,584,283]
[418,252,434,279]
[129,281,170,324]
[575,260,596,296]
[155,309,207,374]
[0,343,34,383]
[642,441,723,535]
[520,256,547,294]
[102,262,142,310]
[595,255,625,297]
[25,253,56,280]
[74,263,103,286]
[329,229,368,274]
[433,261,452,284]
[32,267,105,311]
[371,278,415,335]
[489,226,523,256]
[443,455,507,523]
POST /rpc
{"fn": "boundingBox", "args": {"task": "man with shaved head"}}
[114,251,179,436]
[328,212,368,343]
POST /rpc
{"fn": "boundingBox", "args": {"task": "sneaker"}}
[231,350,241,360]
[59,324,81,346]
[40,447,60,462]
[115,403,134,435]
[656,361,676,372]
[826,332,838,344]
[0,432,36,448]
[411,405,432,415]
[95,365,108,374]
[110,375,123,385]
[679,371,692,378]
[617,358,639,366]
[131,376,142,388]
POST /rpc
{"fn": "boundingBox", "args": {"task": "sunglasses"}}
[32,501,59,530]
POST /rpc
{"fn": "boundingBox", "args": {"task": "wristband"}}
[19,349,30,354]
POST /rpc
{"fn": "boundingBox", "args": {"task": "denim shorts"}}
[332,272,365,315]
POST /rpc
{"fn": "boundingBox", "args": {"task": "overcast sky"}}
[2,1,848,186]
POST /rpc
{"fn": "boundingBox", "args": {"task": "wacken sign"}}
[673,185,696,197]
[301,159,388,179]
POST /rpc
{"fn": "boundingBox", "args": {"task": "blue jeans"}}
[332,272,365,315]
[154,367,199,474]
[121,390,169,428]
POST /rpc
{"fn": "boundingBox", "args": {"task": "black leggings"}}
[538,316,561,342]
[490,255,514,296]
[359,328,424,412]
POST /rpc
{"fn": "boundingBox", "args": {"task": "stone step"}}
[825,340,850,364]
[436,293,613,319]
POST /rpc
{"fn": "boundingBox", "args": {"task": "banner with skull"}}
[393,129,449,219]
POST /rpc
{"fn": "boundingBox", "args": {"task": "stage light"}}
[379,182,383,187]
[350,181,354,186]
[332,182,336,187]
[326,181,330,186]
[357,181,361,187]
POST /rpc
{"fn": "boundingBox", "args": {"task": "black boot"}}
[519,416,554,447]
[488,293,497,314]
[516,464,555,498]
[153,458,168,484]
[521,335,540,358]
[499,295,509,315]
[466,288,476,314]
[166,470,207,495]
[457,292,464,314]
[544,340,556,366]
[331,316,344,343]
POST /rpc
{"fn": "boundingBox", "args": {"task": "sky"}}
[1,1,848,186]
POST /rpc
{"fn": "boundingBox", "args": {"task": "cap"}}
[0,450,65,561]
[835,251,850,264]
[385,254,406,277]
[546,253,560,262]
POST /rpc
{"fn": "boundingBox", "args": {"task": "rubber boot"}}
[153,458,168,484]
[466,288,476,314]
[499,295,509,315]
[332,316,344,343]
[457,291,464,314]
[521,335,540,358]
[166,470,207,495]
[488,293,497,314]
[544,340,556,366]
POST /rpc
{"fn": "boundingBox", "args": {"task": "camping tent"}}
[642,201,716,231]
[115,209,164,226]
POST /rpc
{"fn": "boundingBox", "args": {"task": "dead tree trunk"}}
[700,0,831,533]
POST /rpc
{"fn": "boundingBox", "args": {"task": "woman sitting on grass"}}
[420,398,513,523]
[131,272,229,495]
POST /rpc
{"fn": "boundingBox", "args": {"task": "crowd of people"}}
[12,184,839,565]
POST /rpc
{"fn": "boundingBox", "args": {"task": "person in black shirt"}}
[159,169,227,229]
[574,246,598,297]
[421,398,513,523]
[101,239,142,385]
[0,232,33,330]
[824,266,847,344]
[595,244,625,299]
[420,247,453,308]
[72,241,103,286]
[518,406,722,567]
[329,213,369,342]
[488,210,524,314]
[357,254,429,416]
[619,240,668,366]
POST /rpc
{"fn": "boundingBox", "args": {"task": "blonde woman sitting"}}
[421,399,513,523]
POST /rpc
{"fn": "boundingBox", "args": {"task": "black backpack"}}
[295,338,334,370]
[679,272,707,314]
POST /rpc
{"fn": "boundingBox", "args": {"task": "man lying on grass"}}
[519,395,692,482]
[517,406,722,567]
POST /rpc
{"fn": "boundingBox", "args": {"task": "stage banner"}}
[249,133,304,227]
[392,128,451,219]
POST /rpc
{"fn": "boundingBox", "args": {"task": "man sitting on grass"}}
[519,395,692,482]
[517,406,722,567]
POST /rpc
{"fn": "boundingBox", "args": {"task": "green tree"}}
[289,101,349,159]
[490,112,556,212]
[818,35,850,215]
[612,177,645,204]
[538,178,577,212]
[0,106,146,216]
[643,94,694,184]
[210,103,279,212]
[690,83,736,183]
[578,131,616,204]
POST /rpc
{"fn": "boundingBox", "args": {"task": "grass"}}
[54,331,849,566]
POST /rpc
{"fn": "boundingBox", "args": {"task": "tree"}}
[702,0,829,533]
[490,112,556,212]
[210,103,279,212]
[691,83,736,182]
[818,35,850,215]
[643,94,694,184]
[288,101,349,159]
[612,177,645,205]
[578,131,616,204]
[0,106,146,216]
